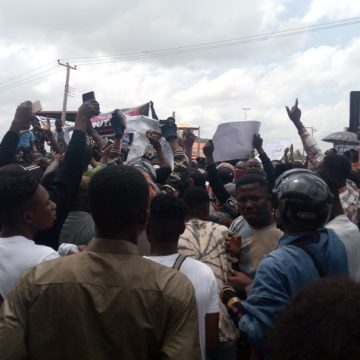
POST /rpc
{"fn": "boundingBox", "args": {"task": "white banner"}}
[213,121,261,162]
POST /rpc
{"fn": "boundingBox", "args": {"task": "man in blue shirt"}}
[221,169,348,355]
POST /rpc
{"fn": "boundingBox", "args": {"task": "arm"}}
[42,119,63,154]
[204,141,238,218]
[149,137,170,168]
[221,255,290,349]
[286,99,324,168]
[205,272,220,354]
[253,134,275,186]
[182,129,196,163]
[0,101,33,166]
[34,101,100,249]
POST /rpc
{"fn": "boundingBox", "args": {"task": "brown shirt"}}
[0,238,201,360]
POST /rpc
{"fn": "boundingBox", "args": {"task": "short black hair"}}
[149,194,187,242]
[88,165,149,235]
[189,170,206,189]
[323,154,351,180]
[268,277,360,359]
[217,166,234,184]
[182,187,210,214]
[0,173,39,226]
[235,173,270,193]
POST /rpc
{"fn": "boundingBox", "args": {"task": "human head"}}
[317,154,351,188]
[268,277,360,360]
[189,170,206,189]
[234,160,247,180]
[246,158,262,171]
[235,173,273,228]
[216,163,234,184]
[182,187,210,221]
[146,194,187,245]
[273,169,333,232]
[0,170,56,235]
[88,165,149,240]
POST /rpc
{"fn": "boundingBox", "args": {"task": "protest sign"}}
[213,121,261,162]
[261,139,289,160]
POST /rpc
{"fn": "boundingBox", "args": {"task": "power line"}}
[61,16,360,66]
[0,61,56,86]
[0,68,62,93]
[1,15,360,92]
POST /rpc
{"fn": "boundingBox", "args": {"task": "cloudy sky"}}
[1,0,360,152]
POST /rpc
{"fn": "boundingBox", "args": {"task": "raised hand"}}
[203,140,214,158]
[285,98,302,125]
[253,134,264,153]
[11,101,33,133]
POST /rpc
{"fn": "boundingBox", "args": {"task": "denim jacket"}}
[239,228,348,347]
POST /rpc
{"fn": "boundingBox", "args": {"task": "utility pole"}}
[58,60,77,125]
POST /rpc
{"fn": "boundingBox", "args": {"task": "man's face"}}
[236,183,272,227]
[26,185,57,230]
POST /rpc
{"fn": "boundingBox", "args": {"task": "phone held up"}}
[82,91,95,103]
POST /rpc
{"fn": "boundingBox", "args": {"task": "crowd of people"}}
[0,98,360,359]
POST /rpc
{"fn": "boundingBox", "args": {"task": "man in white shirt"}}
[0,163,59,301]
[146,194,219,359]
[322,175,360,282]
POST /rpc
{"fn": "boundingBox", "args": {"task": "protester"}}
[146,193,219,359]
[0,167,59,301]
[0,165,201,359]
[268,277,360,360]
[227,173,283,288]
[221,169,348,357]
[178,186,239,359]
[321,174,360,281]
[286,98,359,224]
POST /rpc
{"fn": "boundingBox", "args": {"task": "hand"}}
[285,98,302,125]
[11,101,33,133]
[75,100,100,132]
[228,269,252,287]
[76,100,100,122]
[253,134,263,152]
[203,140,214,157]
[225,233,242,257]
[183,129,196,148]
[111,109,127,138]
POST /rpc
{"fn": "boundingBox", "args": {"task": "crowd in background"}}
[0,98,360,359]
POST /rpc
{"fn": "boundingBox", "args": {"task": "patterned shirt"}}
[178,219,239,343]
[299,128,359,224]
[340,179,359,225]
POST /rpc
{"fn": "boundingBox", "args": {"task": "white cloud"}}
[0,0,360,157]
[303,0,360,23]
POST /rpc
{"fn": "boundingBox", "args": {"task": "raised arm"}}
[253,134,275,187]
[35,100,100,249]
[286,98,324,168]
[0,101,33,167]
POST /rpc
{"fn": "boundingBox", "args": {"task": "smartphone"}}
[82,91,95,103]
[32,100,42,114]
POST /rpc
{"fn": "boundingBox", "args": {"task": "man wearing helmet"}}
[220,169,348,356]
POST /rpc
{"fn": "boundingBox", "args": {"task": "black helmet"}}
[272,169,333,229]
